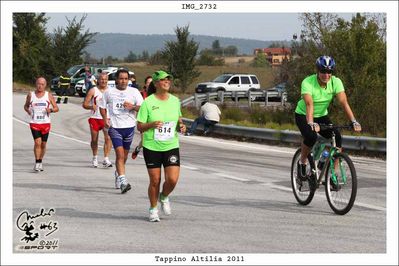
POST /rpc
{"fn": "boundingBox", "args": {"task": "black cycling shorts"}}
[143,147,180,169]
[295,113,342,148]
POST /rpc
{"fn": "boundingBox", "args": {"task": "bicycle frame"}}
[311,130,346,188]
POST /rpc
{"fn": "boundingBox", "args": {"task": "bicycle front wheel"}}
[325,153,357,215]
[291,148,316,205]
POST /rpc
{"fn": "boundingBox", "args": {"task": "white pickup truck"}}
[195,73,261,94]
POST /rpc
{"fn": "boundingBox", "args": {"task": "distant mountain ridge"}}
[84,33,290,59]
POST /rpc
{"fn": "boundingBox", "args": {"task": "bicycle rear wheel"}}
[325,153,357,215]
[291,148,316,205]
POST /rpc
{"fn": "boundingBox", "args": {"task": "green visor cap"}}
[152,70,173,81]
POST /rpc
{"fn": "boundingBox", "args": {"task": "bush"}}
[197,52,225,66]
[222,106,247,122]
[249,106,294,126]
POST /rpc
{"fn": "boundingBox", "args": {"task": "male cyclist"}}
[294,55,362,180]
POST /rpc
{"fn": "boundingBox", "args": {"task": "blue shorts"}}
[108,127,135,150]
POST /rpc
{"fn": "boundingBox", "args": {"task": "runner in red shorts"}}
[24,77,59,172]
[83,72,113,168]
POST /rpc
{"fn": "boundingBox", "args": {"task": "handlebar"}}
[318,123,353,131]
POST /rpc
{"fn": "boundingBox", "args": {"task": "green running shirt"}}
[137,93,182,152]
[295,74,344,117]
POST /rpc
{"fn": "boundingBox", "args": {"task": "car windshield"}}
[213,75,232,83]
[66,65,83,76]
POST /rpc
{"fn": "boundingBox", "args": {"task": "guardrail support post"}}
[265,90,269,106]
[234,92,239,106]
[248,91,252,108]
[218,91,224,104]
[206,92,211,103]
[194,93,200,110]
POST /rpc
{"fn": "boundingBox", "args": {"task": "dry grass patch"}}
[13,82,35,93]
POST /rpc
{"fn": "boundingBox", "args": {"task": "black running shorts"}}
[143,147,180,169]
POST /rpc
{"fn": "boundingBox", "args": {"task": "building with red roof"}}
[254,47,291,66]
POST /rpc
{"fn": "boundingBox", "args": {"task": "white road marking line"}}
[214,172,250,182]
[181,165,199,170]
[182,134,295,154]
[14,117,96,146]
[265,183,386,212]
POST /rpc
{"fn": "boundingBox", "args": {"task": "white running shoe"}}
[119,175,131,194]
[160,196,171,216]
[103,158,113,168]
[92,157,98,168]
[114,170,120,189]
[149,208,160,222]
[38,163,44,171]
[33,163,40,172]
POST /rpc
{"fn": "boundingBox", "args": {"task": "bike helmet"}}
[315,55,336,71]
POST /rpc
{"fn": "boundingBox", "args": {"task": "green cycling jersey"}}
[295,74,344,117]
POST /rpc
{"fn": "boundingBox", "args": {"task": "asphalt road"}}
[10,92,389,263]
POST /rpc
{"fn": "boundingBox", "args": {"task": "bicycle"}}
[290,124,358,215]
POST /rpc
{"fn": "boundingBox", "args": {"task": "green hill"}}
[85,33,290,59]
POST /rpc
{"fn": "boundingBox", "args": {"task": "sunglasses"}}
[319,69,333,74]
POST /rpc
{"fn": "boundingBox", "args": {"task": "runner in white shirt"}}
[100,69,144,193]
[82,72,113,168]
[23,77,59,172]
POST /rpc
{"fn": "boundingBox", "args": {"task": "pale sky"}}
[44,12,356,41]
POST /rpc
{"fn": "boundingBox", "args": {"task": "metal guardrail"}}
[182,118,386,153]
[181,90,287,108]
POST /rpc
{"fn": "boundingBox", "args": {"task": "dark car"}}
[50,64,112,96]
[254,83,287,102]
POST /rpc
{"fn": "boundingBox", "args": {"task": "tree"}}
[299,13,339,49]
[212,40,221,50]
[162,25,200,92]
[211,40,223,55]
[13,13,51,83]
[103,55,120,64]
[148,51,166,65]
[82,51,98,64]
[141,50,150,61]
[197,51,224,66]
[125,51,138,62]
[268,41,288,48]
[327,14,386,134]
[251,52,269,68]
[49,14,97,75]
[224,45,238,56]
